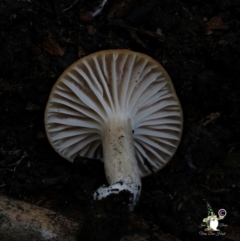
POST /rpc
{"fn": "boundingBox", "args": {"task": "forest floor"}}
[0,0,240,240]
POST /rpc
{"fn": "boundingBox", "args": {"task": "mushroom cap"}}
[44,49,183,177]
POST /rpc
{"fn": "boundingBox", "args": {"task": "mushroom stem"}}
[93,114,141,210]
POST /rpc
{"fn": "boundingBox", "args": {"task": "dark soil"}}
[1,0,240,241]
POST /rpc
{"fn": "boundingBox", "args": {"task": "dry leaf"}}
[43,37,65,56]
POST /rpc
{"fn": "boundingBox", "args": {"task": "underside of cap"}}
[44,49,183,177]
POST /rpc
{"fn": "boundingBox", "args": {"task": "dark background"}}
[0,0,240,240]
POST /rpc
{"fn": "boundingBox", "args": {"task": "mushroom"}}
[44,49,183,210]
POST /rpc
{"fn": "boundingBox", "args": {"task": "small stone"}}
[87,25,96,36]
[80,11,93,22]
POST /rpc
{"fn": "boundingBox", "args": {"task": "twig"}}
[108,20,165,40]
[182,7,204,27]
[0,181,6,188]
[92,0,108,17]
[62,0,79,13]
[201,185,231,194]
[0,150,28,170]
